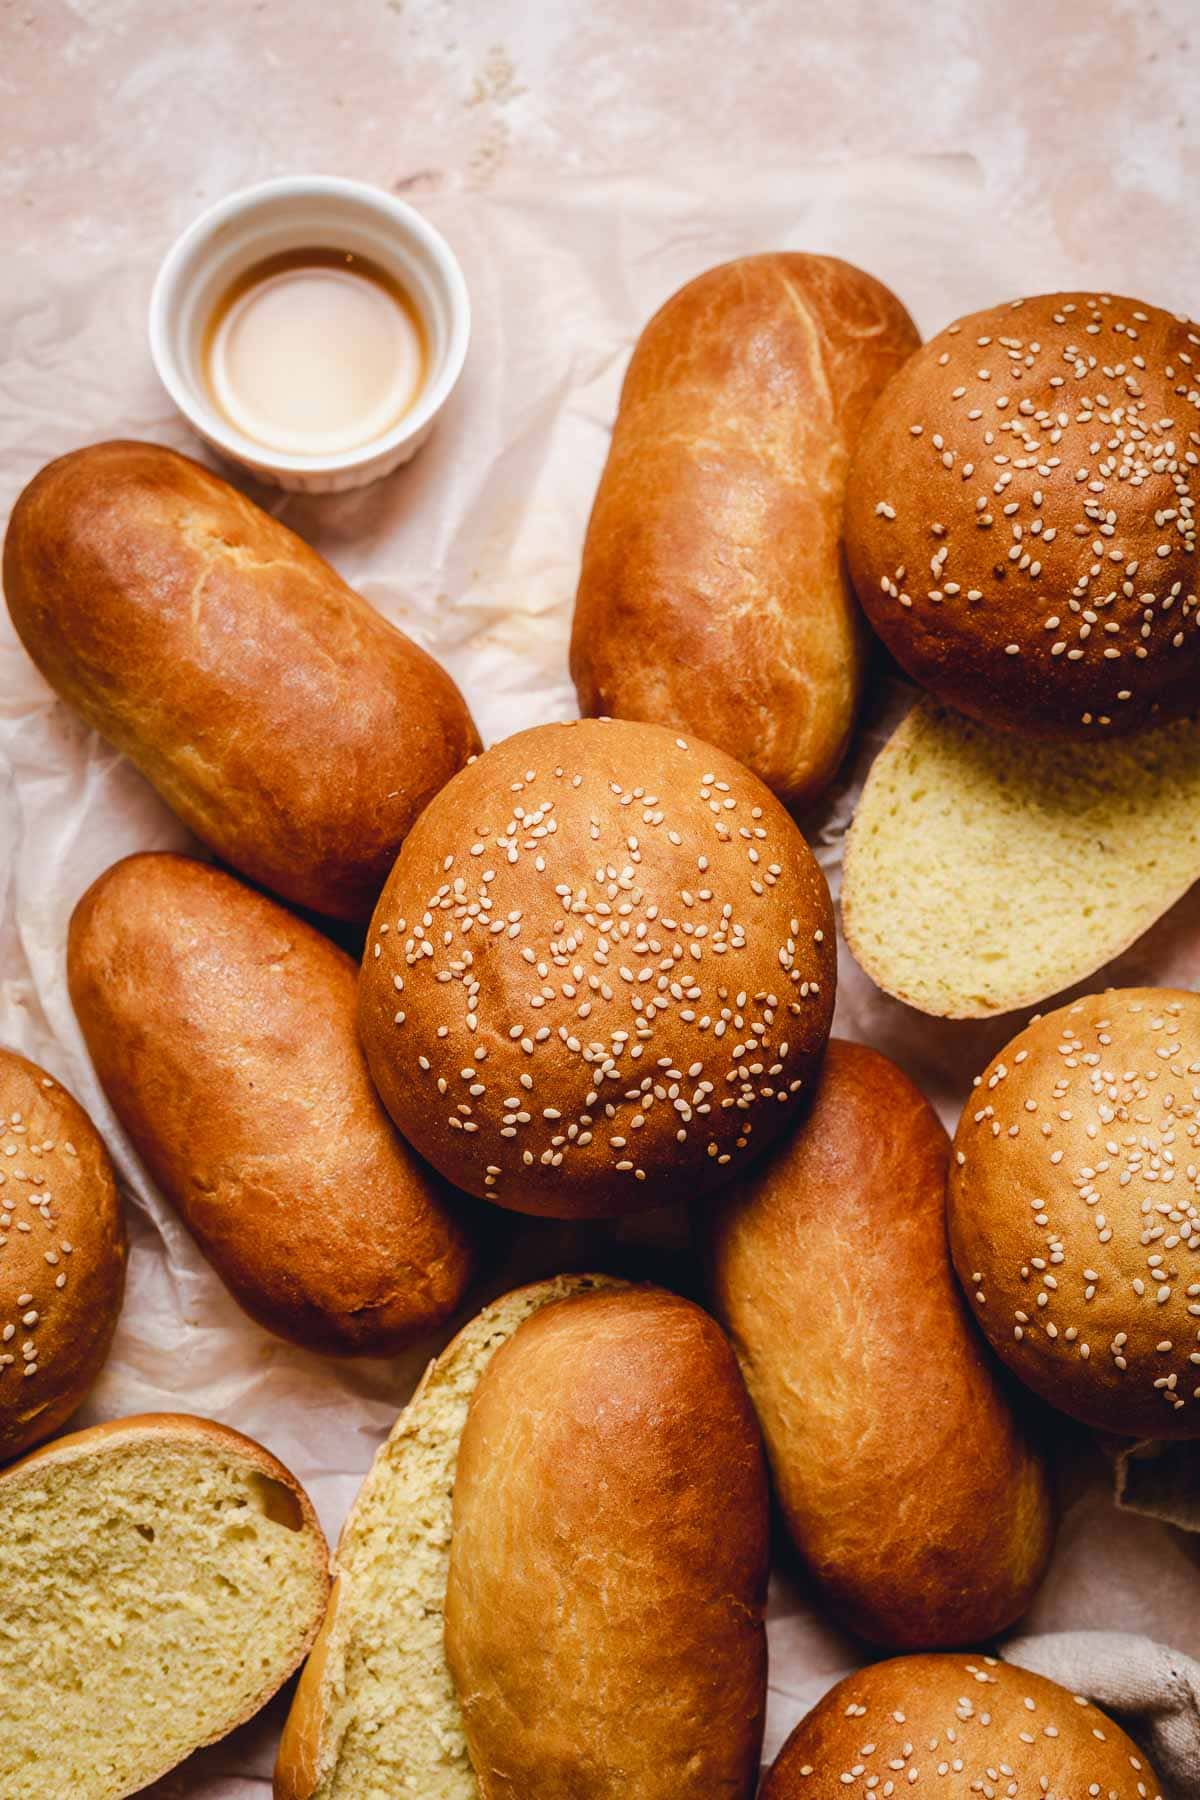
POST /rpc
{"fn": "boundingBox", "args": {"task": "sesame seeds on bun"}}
[845,292,1200,736]
[357,719,836,1218]
[949,989,1200,1440]
[0,1049,126,1460]
[760,1653,1162,1799]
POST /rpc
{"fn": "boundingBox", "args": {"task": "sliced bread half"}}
[0,1413,330,1800]
[842,699,1200,1018]
[275,1272,623,1800]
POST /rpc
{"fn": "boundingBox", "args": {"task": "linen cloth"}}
[1005,1632,1200,1800]
[1111,1440,1200,1536]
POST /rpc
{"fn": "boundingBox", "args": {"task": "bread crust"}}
[760,1652,1163,1799]
[0,1048,126,1461]
[274,1575,343,1800]
[704,1039,1054,1647]
[358,717,836,1218]
[68,852,475,1353]
[1,1407,323,1513]
[844,292,1200,738]
[274,1273,625,1800]
[3,440,480,920]
[443,1287,769,1799]
[949,987,1200,1439]
[571,253,919,808]
[0,1411,331,1800]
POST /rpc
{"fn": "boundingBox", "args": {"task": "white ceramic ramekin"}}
[148,175,471,494]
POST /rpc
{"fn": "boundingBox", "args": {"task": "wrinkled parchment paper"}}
[5,3,1200,1791]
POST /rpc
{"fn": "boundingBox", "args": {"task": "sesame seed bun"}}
[760,1653,1162,1799]
[949,988,1200,1440]
[0,1048,126,1461]
[845,292,1200,737]
[357,718,836,1218]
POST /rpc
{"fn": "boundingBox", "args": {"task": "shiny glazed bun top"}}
[358,718,835,1219]
[845,292,1200,737]
[0,1048,126,1461]
[761,1653,1162,1799]
[949,988,1200,1440]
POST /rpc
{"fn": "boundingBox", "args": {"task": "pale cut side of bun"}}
[0,1047,126,1461]
[949,987,1200,1440]
[0,1413,330,1800]
[274,1274,623,1800]
[842,698,1200,1018]
[759,1652,1163,1799]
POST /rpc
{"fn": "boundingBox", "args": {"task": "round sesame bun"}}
[844,292,1200,737]
[949,988,1200,1440]
[357,718,836,1218]
[760,1652,1162,1800]
[0,1048,126,1461]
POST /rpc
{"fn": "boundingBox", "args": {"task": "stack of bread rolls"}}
[1,253,1190,1800]
[838,291,1200,1017]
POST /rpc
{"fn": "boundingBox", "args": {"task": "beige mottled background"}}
[3,1,1200,1794]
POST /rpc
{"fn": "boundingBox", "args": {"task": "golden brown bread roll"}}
[358,717,836,1218]
[759,1653,1162,1799]
[443,1286,769,1799]
[844,291,1200,738]
[68,853,475,1353]
[274,1274,625,1800]
[949,987,1200,1439]
[0,1049,126,1461]
[571,253,919,808]
[3,440,480,921]
[703,1039,1053,1648]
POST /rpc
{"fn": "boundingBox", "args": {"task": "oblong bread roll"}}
[703,1039,1054,1648]
[275,1274,625,1800]
[571,254,919,808]
[444,1285,769,1798]
[4,440,479,921]
[68,852,475,1354]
